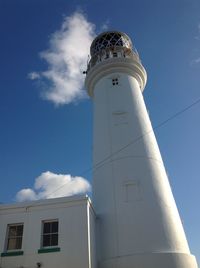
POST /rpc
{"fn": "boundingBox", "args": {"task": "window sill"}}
[1,251,24,257]
[38,247,60,254]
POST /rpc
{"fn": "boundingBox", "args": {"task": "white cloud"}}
[194,23,200,40]
[100,19,110,31]
[16,189,37,202]
[192,23,200,64]
[193,57,200,64]
[28,72,41,80]
[16,171,91,202]
[29,11,96,105]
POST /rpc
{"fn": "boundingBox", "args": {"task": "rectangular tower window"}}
[112,78,119,85]
[42,220,59,248]
[124,180,141,202]
[6,224,24,251]
[112,111,128,125]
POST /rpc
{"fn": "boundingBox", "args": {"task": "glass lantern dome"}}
[90,31,133,56]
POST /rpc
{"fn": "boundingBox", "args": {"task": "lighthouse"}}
[85,31,198,268]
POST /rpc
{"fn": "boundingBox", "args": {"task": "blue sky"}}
[0,0,200,263]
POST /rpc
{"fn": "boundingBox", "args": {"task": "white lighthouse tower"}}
[85,31,198,268]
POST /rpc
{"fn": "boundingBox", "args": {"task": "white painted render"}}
[0,195,96,268]
[85,32,198,268]
[0,31,198,268]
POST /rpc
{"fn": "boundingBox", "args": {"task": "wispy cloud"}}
[100,19,110,32]
[16,171,91,202]
[192,23,200,64]
[192,57,200,64]
[28,72,40,80]
[28,11,96,105]
[194,23,200,40]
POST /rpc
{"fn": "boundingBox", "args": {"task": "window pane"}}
[7,237,22,250]
[43,222,51,234]
[43,234,50,247]
[52,222,58,233]
[17,225,23,236]
[8,226,17,237]
[16,237,22,249]
[51,234,58,246]
[7,238,17,250]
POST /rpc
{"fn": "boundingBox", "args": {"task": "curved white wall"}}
[90,70,198,268]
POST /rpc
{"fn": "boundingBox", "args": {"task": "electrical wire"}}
[44,96,200,199]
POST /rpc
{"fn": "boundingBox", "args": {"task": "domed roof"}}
[90,31,132,56]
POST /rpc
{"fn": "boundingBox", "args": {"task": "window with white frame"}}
[42,220,58,248]
[6,224,24,251]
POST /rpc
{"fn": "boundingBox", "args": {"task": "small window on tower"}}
[112,78,119,86]
[123,180,142,202]
[113,52,118,57]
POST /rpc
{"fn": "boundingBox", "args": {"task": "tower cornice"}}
[85,57,147,97]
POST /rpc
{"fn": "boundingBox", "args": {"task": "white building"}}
[0,31,198,268]
[0,196,96,268]
[85,31,198,268]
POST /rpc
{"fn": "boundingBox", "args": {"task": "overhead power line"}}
[45,96,200,199]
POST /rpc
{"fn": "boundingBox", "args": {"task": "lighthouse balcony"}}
[86,48,140,73]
